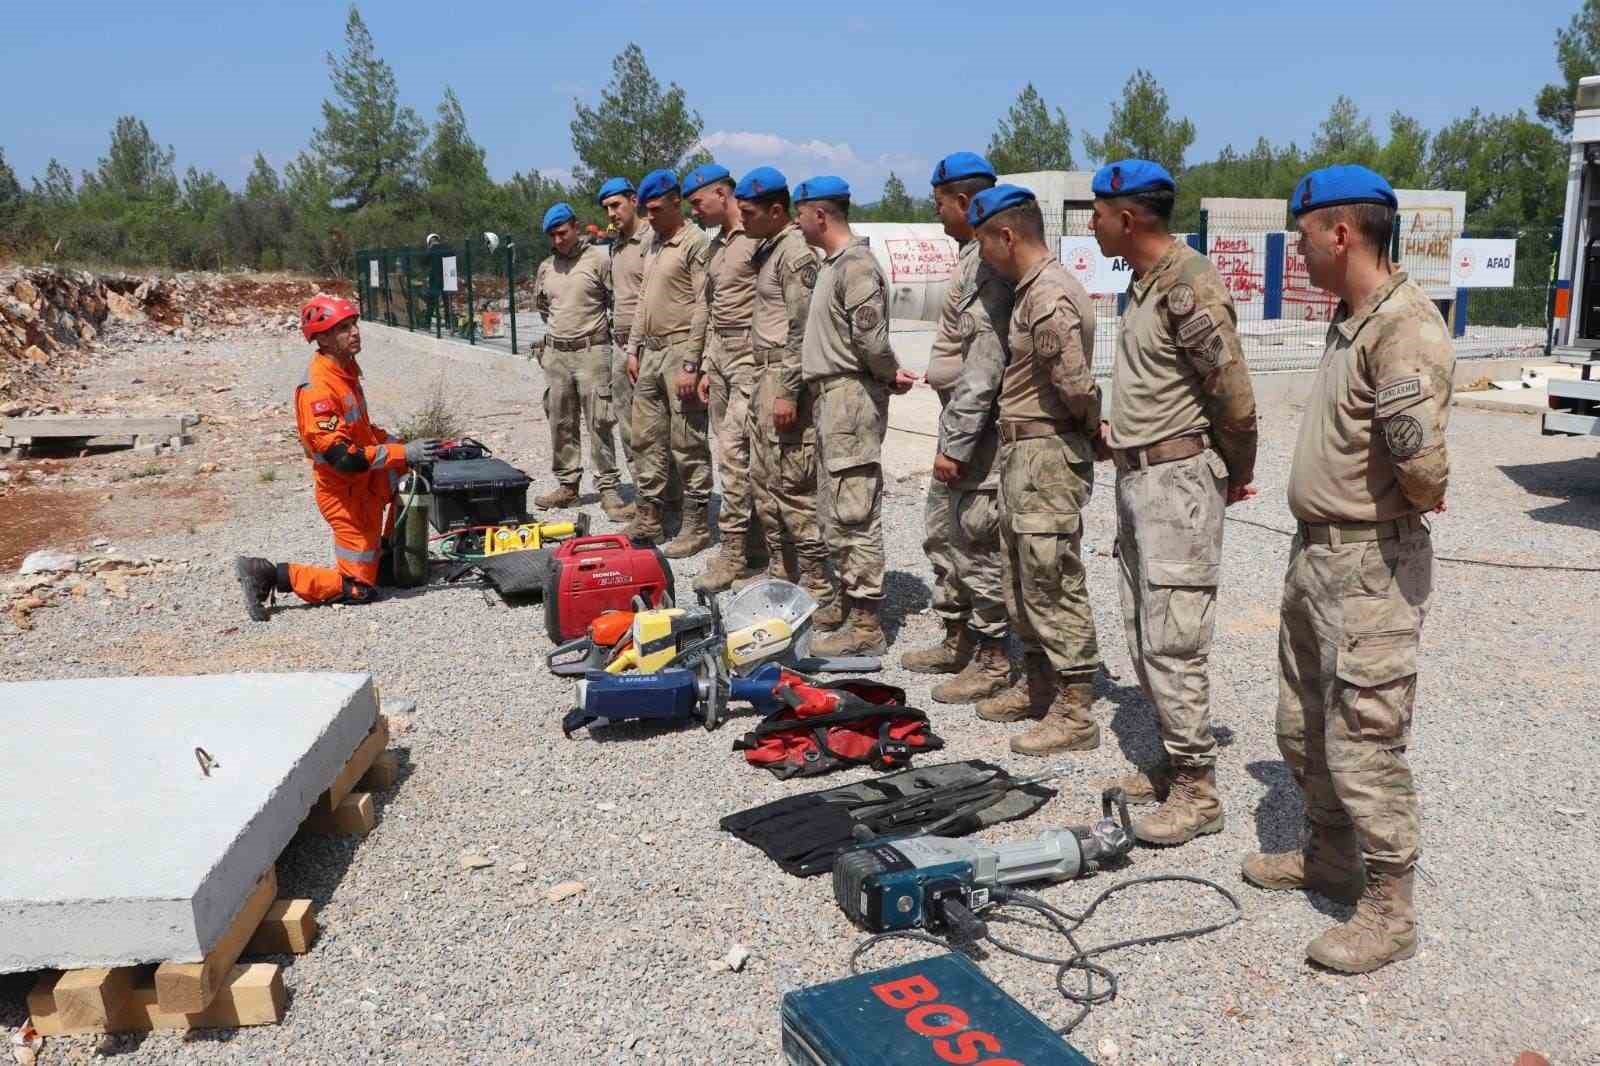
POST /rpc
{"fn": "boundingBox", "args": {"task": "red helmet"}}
[300,294,359,342]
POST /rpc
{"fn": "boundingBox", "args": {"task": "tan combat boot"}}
[809,599,888,657]
[661,505,713,559]
[1104,761,1172,807]
[1131,766,1223,845]
[599,488,634,523]
[900,621,975,674]
[975,653,1053,722]
[626,500,664,544]
[1305,868,1417,973]
[1010,677,1101,756]
[535,483,579,509]
[799,563,844,629]
[1241,824,1366,904]
[693,540,745,595]
[932,638,1012,704]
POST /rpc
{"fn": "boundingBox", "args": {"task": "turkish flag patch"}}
[312,398,336,415]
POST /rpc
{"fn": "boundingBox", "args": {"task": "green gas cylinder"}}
[394,473,431,588]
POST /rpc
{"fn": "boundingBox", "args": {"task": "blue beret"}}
[1092,160,1176,198]
[793,175,850,203]
[636,168,679,203]
[541,202,575,233]
[735,166,788,200]
[930,151,995,187]
[681,163,731,197]
[596,177,634,204]
[1291,164,1397,217]
[967,184,1036,228]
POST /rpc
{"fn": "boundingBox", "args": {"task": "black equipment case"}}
[427,457,532,532]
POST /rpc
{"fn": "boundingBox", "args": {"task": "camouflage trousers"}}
[705,329,757,539]
[541,340,618,491]
[632,339,712,507]
[925,480,1008,639]
[1114,448,1229,769]
[1277,526,1430,872]
[610,335,636,475]
[997,433,1098,675]
[748,355,827,579]
[813,374,888,603]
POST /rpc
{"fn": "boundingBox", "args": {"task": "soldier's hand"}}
[676,369,699,402]
[1432,498,1447,513]
[1092,420,1113,462]
[933,454,964,484]
[1226,481,1258,506]
[696,374,711,405]
[890,368,918,395]
[626,353,640,382]
[772,397,798,432]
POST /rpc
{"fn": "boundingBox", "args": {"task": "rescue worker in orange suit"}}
[234,295,440,620]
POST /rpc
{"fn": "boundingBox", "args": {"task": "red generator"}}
[543,534,675,641]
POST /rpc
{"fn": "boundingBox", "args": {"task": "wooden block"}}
[154,866,277,1015]
[359,750,400,791]
[302,791,375,835]
[32,964,285,1035]
[246,899,319,955]
[316,715,389,813]
[51,966,137,1032]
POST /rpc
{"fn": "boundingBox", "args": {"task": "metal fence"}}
[1043,207,1555,375]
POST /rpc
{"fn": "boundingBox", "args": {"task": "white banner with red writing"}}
[1448,239,1516,288]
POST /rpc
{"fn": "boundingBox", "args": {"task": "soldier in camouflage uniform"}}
[624,169,715,558]
[792,176,917,655]
[683,163,769,592]
[530,202,628,519]
[1244,166,1451,975]
[600,177,649,490]
[920,152,1013,705]
[1087,160,1259,848]
[969,185,1104,756]
[734,167,841,626]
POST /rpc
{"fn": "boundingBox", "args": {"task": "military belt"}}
[644,329,691,351]
[809,372,874,396]
[548,328,610,352]
[752,346,787,367]
[714,325,750,338]
[613,328,629,347]
[1297,513,1425,547]
[1111,432,1207,472]
[998,418,1080,444]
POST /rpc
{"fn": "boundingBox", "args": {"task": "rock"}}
[546,880,586,903]
[509,861,529,875]
[458,852,494,871]
[723,944,750,972]
[13,279,38,305]
[22,345,47,363]
[1097,1037,1121,1063]
[105,289,145,323]
[19,550,78,575]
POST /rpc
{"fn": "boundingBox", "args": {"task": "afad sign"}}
[1058,237,1132,295]
[1449,238,1516,289]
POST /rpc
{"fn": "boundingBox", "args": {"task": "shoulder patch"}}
[1384,413,1425,459]
[311,398,336,416]
[1176,308,1216,348]
[800,263,818,289]
[853,303,881,331]
[1035,323,1064,357]
[316,415,340,432]
[1167,283,1195,317]
[1376,376,1423,408]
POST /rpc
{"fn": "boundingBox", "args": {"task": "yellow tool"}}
[604,606,716,674]
[482,519,581,557]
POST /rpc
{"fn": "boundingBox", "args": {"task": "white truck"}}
[1548,74,1600,435]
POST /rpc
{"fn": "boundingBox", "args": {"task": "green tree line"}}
[0,2,1591,276]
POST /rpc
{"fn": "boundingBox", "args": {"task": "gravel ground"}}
[2,325,1597,1065]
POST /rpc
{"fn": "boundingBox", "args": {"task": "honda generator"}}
[543,534,674,641]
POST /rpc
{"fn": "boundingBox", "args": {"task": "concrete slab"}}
[0,672,378,974]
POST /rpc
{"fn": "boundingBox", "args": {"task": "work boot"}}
[975,653,1053,723]
[626,500,664,544]
[809,599,888,657]
[932,638,1012,704]
[661,506,713,559]
[1241,824,1366,905]
[235,556,283,623]
[599,488,634,523]
[1305,868,1418,974]
[799,564,844,629]
[1132,767,1223,845]
[694,540,758,595]
[1105,761,1172,807]
[535,483,580,510]
[1011,677,1102,756]
[900,620,975,674]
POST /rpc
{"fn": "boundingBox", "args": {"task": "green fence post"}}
[464,237,476,345]
[401,251,415,331]
[507,240,519,356]
[354,252,365,319]
[1390,214,1401,263]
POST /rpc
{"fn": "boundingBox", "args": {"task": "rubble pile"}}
[6,546,191,630]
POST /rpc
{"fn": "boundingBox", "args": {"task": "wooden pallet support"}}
[303,791,375,835]
[315,715,389,814]
[154,866,277,1014]
[246,899,319,955]
[360,749,400,791]
[29,964,285,1036]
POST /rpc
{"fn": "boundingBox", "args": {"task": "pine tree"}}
[986,84,1074,173]
[569,44,708,202]
[312,4,425,209]
[1083,70,1195,173]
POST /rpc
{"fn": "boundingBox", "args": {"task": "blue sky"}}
[1,0,1579,199]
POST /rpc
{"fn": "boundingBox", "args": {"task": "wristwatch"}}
[682,360,701,374]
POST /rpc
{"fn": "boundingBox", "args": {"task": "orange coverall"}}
[287,352,410,603]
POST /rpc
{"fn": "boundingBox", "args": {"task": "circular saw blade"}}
[719,577,817,633]
[695,652,728,730]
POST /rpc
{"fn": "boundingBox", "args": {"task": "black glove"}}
[404,439,443,465]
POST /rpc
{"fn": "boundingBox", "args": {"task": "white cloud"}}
[538,167,575,187]
[695,130,928,200]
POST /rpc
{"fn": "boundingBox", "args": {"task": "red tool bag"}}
[543,534,674,641]
[734,673,944,779]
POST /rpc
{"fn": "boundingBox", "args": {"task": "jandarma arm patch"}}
[1376,376,1423,411]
